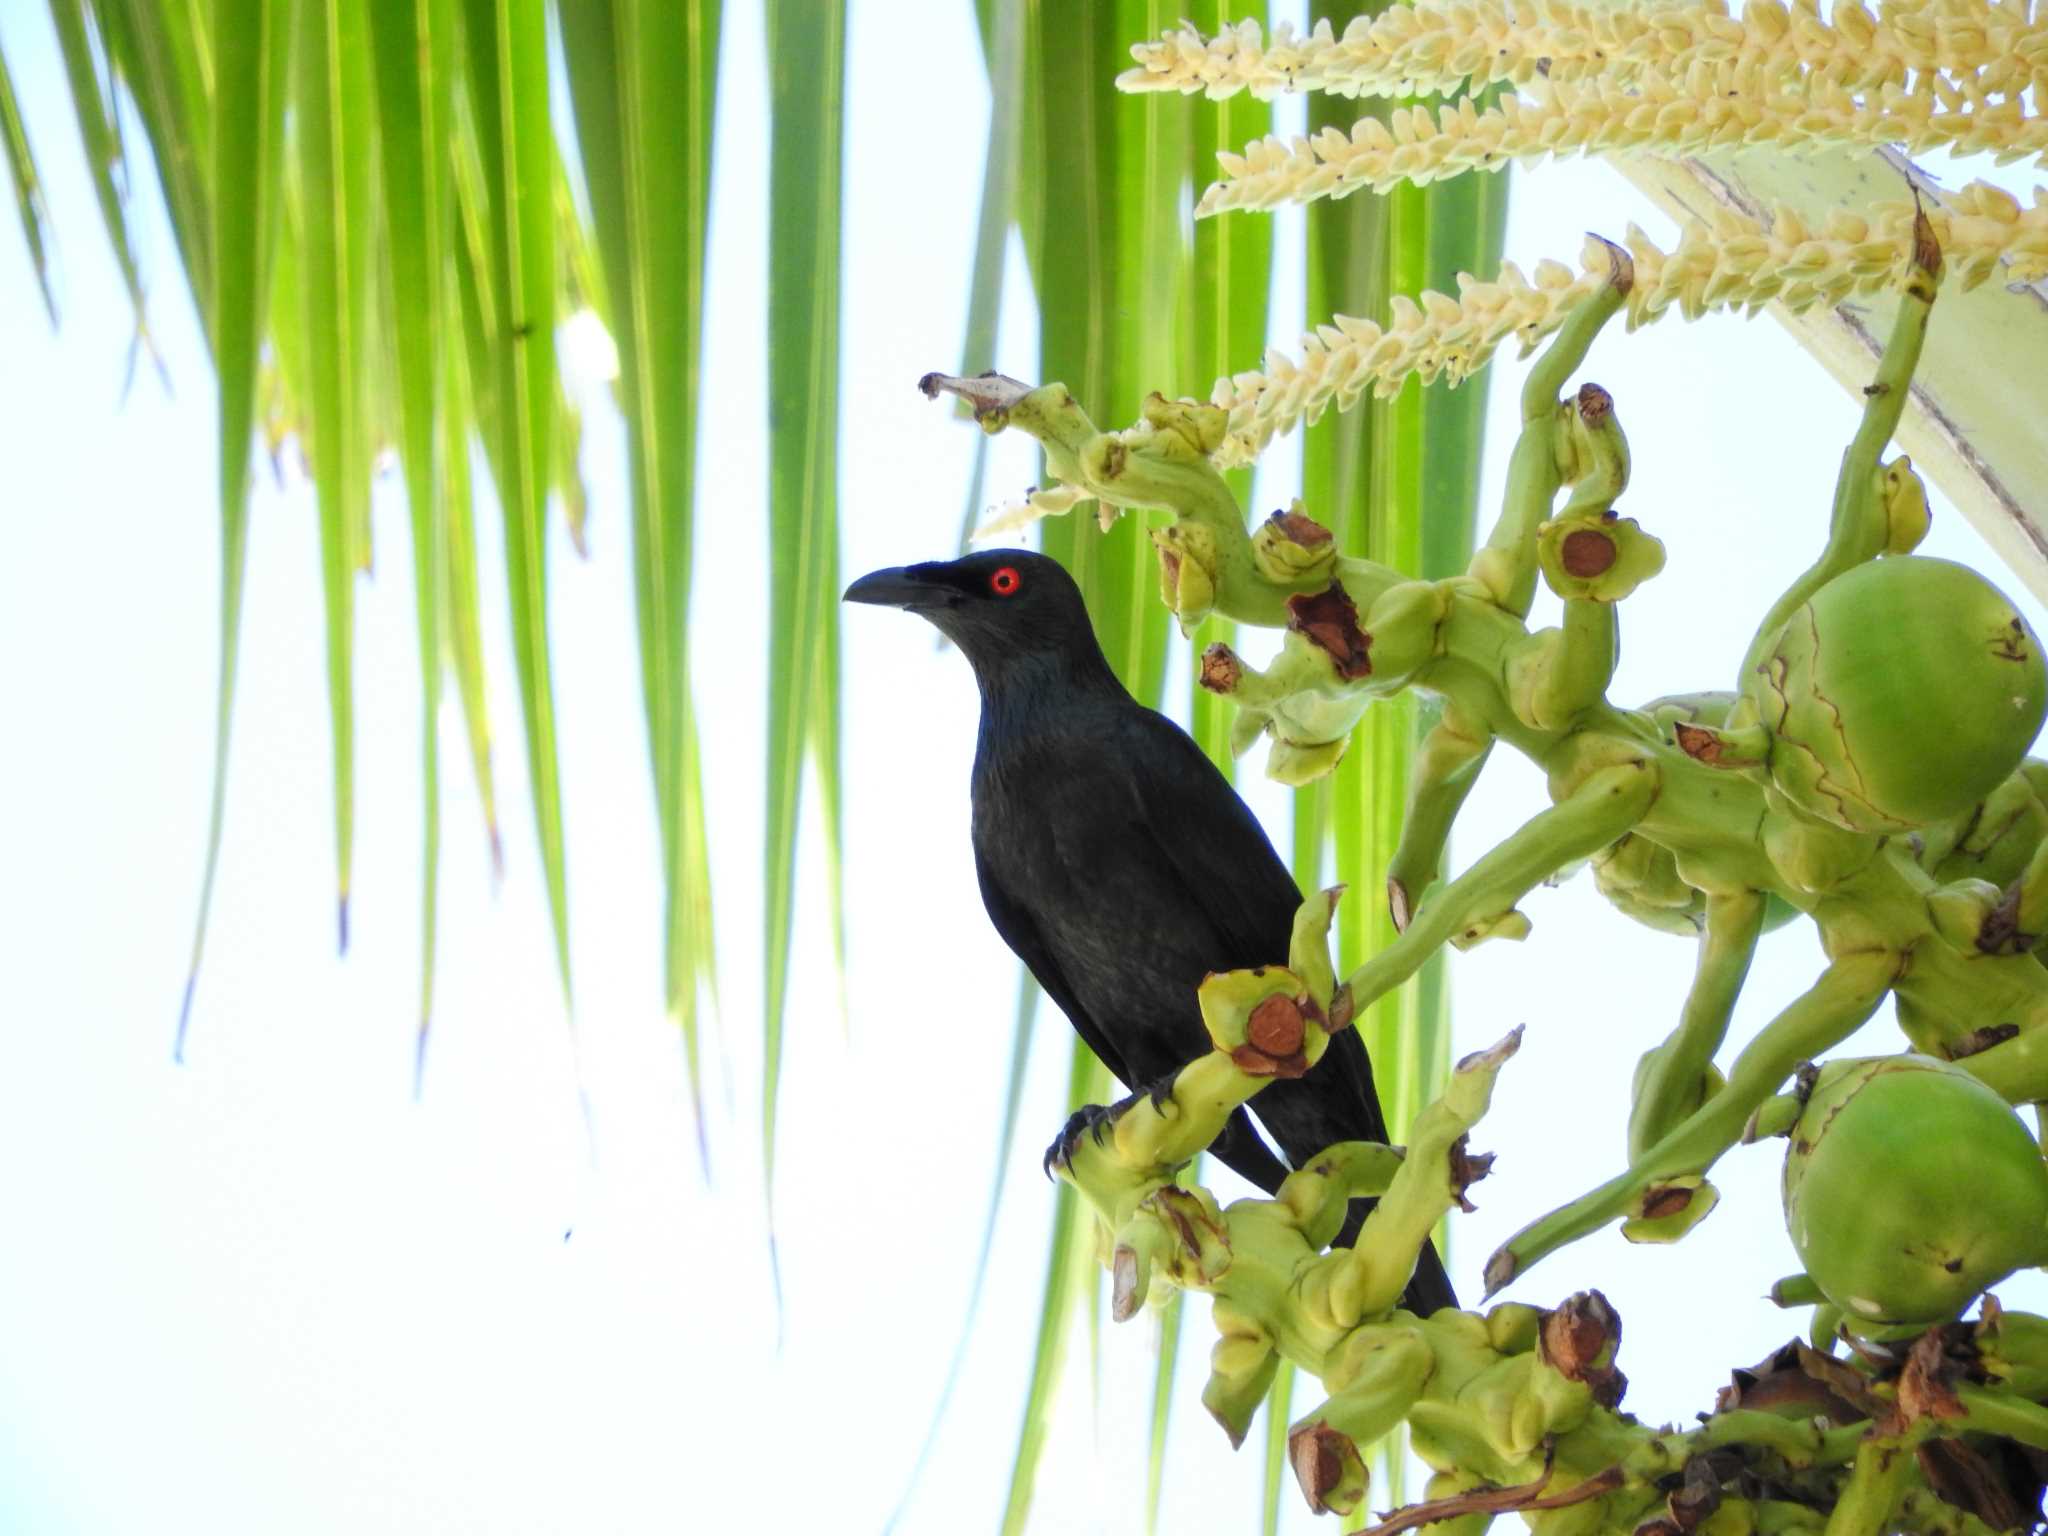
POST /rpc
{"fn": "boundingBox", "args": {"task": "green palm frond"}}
[763,0,848,1227]
[45,0,148,347]
[1,27,58,323]
[178,0,287,1060]
[559,0,724,1138]
[460,0,568,1008]
[365,0,451,1072]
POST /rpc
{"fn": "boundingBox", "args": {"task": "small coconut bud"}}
[1450,908,1531,950]
[1152,522,1221,633]
[1621,1175,1720,1244]
[1486,1302,1543,1355]
[1203,1326,1279,1451]
[1881,456,1930,555]
[1268,735,1349,786]
[1139,391,1229,458]
[1251,502,1338,585]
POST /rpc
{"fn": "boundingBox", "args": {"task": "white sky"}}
[4,2,2047,1533]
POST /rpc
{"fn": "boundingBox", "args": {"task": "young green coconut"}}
[1779,1055,2048,1331]
[1745,557,2048,835]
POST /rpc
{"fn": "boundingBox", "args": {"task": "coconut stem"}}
[1629,890,1768,1160]
[1739,209,1940,685]
[1385,703,1496,931]
[1343,761,1659,1022]
[1821,1436,1917,1536]
[1486,952,1894,1295]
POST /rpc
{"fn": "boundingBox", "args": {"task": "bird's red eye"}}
[990,566,1022,597]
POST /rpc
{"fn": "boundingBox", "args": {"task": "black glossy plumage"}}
[845,548,1455,1316]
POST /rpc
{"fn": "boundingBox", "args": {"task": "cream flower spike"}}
[1121,0,2048,103]
[970,482,1093,543]
[1202,184,2048,469]
[1199,72,2048,216]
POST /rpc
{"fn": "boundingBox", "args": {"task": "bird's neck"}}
[970,645,1126,737]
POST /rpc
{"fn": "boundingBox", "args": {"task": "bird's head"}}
[843,549,1107,683]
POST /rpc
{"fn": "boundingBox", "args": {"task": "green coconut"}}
[1746,556,2048,834]
[1782,1054,2048,1328]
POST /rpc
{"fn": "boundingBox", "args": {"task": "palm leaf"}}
[1,29,57,324]
[1024,2,1116,643]
[1103,0,1188,710]
[949,0,1023,553]
[441,332,501,875]
[1183,0,1270,774]
[1143,1285,1185,1536]
[45,0,154,350]
[885,972,1041,1532]
[1411,148,1511,1126]
[1001,1041,1110,1536]
[761,0,846,1218]
[175,0,287,1057]
[998,7,1185,1525]
[1261,1359,1297,1536]
[459,0,568,998]
[97,0,212,328]
[296,0,374,952]
[366,0,450,1076]
[1302,68,1390,993]
[560,0,723,1135]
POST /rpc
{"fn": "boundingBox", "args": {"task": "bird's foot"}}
[1043,1101,1122,1177]
[1142,1071,1180,1114]
[1044,1074,1188,1177]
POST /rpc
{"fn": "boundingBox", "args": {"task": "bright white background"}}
[2,2,2045,1531]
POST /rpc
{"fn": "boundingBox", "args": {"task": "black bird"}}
[845,548,1456,1316]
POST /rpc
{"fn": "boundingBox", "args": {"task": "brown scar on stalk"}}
[1157,542,1182,589]
[1561,525,1618,578]
[1388,876,1414,932]
[1199,643,1243,694]
[1287,581,1372,680]
[1576,381,1613,426]
[1231,993,1316,1078]
[1267,507,1334,547]
[1947,1021,2020,1056]
[1673,722,1763,768]
[1448,1133,1496,1213]
[1639,1182,1697,1220]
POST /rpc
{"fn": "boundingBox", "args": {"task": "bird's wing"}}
[973,845,1134,1087]
[974,825,1294,1196]
[1119,703,1396,1146]
[1115,706,1304,966]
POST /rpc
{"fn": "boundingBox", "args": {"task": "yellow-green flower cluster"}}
[1121,0,2048,104]
[1198,70,2047,214]
[1204,183,2048,469]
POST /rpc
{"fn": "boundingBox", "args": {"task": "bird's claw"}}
[1044,1071,1190,1177]
[1043,1102,1120,1177]
[1143,1071,1185,1116]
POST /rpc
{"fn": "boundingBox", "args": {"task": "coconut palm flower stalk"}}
[926,212,2048,1309]
[1051,890,2048,1527]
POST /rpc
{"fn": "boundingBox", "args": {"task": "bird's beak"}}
[842,564,953,610]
